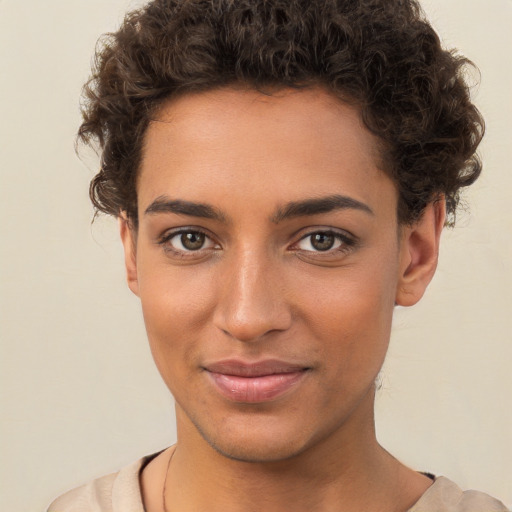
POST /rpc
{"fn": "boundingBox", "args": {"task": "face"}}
[121,86,441,463]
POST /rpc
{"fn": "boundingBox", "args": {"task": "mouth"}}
[203,359,311,403]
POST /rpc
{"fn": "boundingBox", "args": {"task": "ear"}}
[395,199,446,307]
[119,215,140,297]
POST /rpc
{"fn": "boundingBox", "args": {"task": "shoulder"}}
[47,453,159,512]
[410,476,509,512]
[47,471,118,512]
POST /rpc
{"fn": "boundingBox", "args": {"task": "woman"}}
[48,0,508,510]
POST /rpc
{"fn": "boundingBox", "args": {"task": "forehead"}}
[138,86,396,217]
[146,86,380,161]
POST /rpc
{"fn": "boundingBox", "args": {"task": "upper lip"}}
[204,359,310,377]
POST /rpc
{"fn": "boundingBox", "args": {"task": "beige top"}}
[48,453,509,512]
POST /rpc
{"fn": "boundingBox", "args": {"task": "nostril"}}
[212,256,293,341]
[214,304,292,343]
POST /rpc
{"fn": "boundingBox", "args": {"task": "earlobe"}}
[395,199,446,307]
[119,215,140,297]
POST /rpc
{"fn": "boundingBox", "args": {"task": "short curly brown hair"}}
[80,0,484,227]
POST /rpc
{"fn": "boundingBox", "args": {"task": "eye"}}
[176,231,207,251]
[159,229,218,253]
[298,232,340,252]
[295,230,355,253]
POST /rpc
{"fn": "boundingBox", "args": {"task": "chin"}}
[187,408,321,464]
[203,432,311,464]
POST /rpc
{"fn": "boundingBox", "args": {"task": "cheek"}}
[297,261,398,380]
[136,258,217,386]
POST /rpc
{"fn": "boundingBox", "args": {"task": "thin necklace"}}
[162,447,176,512]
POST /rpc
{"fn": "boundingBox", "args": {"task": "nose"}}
[212,248,293,342]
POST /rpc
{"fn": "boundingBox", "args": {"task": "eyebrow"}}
[144,193,373,223]
[144,196,227,222]
[271,194,374,223]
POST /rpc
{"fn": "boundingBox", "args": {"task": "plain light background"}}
[1,1,511,510]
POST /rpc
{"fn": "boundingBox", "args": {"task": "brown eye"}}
[181,232,206,250]
[160,229,217,253]
[296,231,350,253]
[310,233,335,251]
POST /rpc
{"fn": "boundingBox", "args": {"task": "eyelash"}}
[157,228,357,257]
[293,230,357,255]
[157,228,218,257]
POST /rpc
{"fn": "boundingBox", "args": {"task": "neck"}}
[170,431,388,512]
[145,390,431,512]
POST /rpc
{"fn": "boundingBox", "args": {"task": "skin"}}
[120,86,445,512]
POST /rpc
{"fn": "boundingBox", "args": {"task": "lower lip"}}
[207,371,308,403]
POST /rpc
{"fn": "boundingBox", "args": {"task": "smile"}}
[203,360,310,403]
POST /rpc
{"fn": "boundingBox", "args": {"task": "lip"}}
[204,359,310,403]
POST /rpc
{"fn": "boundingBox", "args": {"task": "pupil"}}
[312,233,334,251]
[181,232,205,250]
